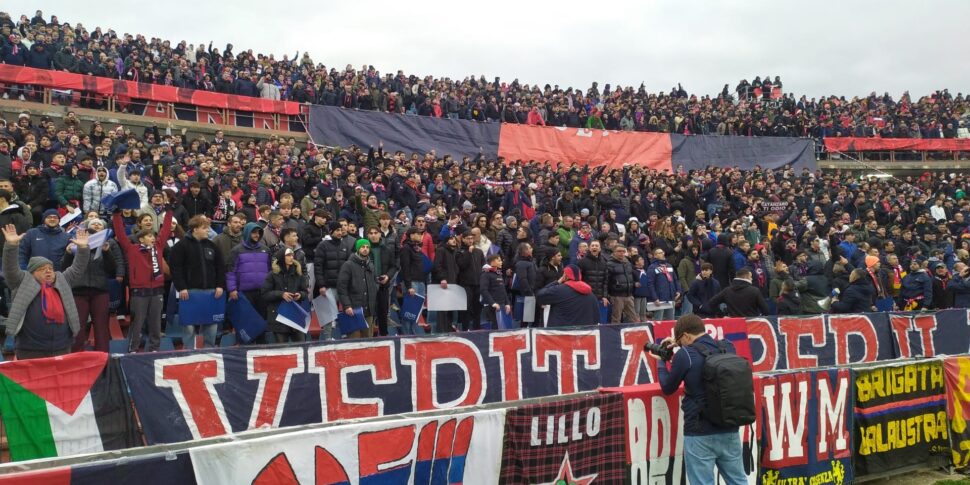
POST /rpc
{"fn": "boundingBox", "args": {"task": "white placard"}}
[427,285,468,311]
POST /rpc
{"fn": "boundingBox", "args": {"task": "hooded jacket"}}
[901,269,933,304]
[537,267,599,327]
[263,256,309,333]
[227,223,272,293]
[831,278,875,314]
[337,253,378,314]
[706,234,736,289]
[705,278,769,317]
[313,234,351,291]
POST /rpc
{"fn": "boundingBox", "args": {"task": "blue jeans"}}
[182,323,218,348]
[652,306,676,322]
[684,433,748,485]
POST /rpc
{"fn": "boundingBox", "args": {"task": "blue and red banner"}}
[308,105,817,171]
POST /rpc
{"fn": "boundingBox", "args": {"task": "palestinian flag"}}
[0,352,138,461]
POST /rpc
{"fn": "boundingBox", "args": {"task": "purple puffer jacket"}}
[227,242,272,293]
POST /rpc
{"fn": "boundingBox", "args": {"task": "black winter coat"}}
[513,256,538,295]
[607,257,636,297]
[262,260,309,333]
[398,241,428,289]
[578,253,609,299]
[705,279,769,317]
[169,235,226,291]
[479,269,509,306]
[432,245,459,283]
[831,278,874,313]
[313,237,350,291]
[456,246,484,287]
[337,254,378,315]
[706,243,736,289]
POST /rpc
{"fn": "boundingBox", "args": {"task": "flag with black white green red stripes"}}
[0,352,138,461]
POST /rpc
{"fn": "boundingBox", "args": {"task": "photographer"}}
[647,314,748,485]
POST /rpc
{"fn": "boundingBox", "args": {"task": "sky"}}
[10,1,968,99]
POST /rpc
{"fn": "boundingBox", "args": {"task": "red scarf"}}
[40,284,65,325]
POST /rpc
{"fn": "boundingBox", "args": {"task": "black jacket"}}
[687,277,722,316]
[534,242,559,267]
[336,253,378,315]
[369,239,398,281]
[313,237,350,291]
[262,259,309,333]
[578,253,609,299]
[169,235,226,291]
[831,278,875,314]
[432,244,460,284]
[706,242,736,290]
[479,268,509,306]
[300,222,327,254]
[776,293,802,316]
[398,240,428,289]
[607,257,636,297]
[513,256,538,295]
[538,263,563,288]
[705,278,768,317]
[456,246,485,287]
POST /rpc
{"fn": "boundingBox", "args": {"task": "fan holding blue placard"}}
[264,247,309,343]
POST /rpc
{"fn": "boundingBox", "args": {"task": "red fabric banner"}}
[824,137,970,152]
[498,124,673,170]
[0,65,301,115]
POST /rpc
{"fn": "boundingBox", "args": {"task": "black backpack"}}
[692,340,756,427]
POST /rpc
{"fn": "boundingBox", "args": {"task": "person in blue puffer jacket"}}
[900,258,933,310]
[226,222,272,315]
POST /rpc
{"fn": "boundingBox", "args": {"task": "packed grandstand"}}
[0,7,967,485]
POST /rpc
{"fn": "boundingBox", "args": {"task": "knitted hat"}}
[42,209,59,220]
[505,216,517,226]
[354,239,371,252]
[26,256,53,274]
[865,255,880,269]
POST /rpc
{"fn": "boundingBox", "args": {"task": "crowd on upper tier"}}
[0,10,969,139]
[0,104,969,359]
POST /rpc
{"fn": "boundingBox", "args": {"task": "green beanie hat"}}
[354,239,371,252]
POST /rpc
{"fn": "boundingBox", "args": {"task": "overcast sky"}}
[12,1,968,99]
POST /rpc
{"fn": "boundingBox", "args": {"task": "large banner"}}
[670,133,815,171]
[602,383,761,484]
[853,360,948,476]
[121,320,758,445]
[0,64,301,114]
[824,137,970,152]
[189,409,506,484]
[499,392,626,484]
[758,368,854,485]
[944,355,970,468]
[497,124,672,170]
[745,310,970,373]
[308,105,502,161]
[308,105,819,170]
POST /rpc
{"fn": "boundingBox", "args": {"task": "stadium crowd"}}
[0,10,969,139]
[0,11,967,359]
[0,103,968,359]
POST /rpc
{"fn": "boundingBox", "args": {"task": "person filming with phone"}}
[645,314,753,485]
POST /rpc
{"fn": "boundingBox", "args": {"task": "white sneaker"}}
[17,94,25,101]
[2,93,8,99]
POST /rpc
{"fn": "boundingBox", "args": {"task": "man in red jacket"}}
[113,209,173,352]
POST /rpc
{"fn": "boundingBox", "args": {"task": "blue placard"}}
[598,300,610,324]
[401,294,425,329]
[276,300,311,333]
[421,254,433,276]
[496,308,515,330]
[337,307,368,335]
[177,289,226,326]
[226,293,266,343]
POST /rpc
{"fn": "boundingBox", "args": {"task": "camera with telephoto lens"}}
[644,341,674,361]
